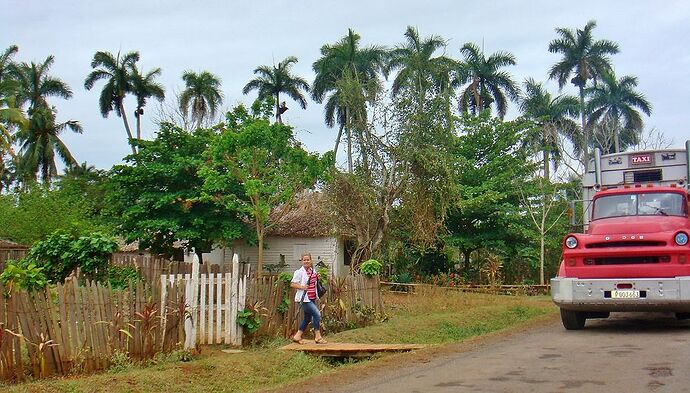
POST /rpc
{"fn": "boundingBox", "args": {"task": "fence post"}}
[231,253,240,346]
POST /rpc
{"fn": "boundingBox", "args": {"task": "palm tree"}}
[388,26,456,106]
[586,71,651,154]
[520,78,580,180]
[179,71,223,129]
[12,56,73,111]
[312,28,387,171]
[243,56,310,124]
[0,79,27,158]
[15,106,81,184]
[11,56,80,185]
[131,65,165,141]
[0,45,19,82]
[84,50,139,155]
[458,42,519,118]
[548,20,619,165]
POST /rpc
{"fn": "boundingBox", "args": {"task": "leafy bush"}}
[27,230,118,283]
[276,272,292,314]
[108,265,141,290]
[0,259,48,292]
[107,349,134,373]
[237,309,261,333]
[359,259,382,277]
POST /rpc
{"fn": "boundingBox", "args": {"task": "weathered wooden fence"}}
[111,254,223,285]
[0,249,28,271]
[247,275,384,338]
[0,280,187,381]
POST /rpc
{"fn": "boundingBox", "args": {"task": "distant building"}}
[186,192,353,277]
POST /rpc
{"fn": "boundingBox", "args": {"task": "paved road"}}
[325,313,690,393]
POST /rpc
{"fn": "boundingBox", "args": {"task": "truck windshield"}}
[592,192,687,220]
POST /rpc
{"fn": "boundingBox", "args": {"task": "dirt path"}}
[271,312,690,393]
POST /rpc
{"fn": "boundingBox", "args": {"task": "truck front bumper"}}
[551,276,690,312]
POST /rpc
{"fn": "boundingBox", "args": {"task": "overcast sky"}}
[3,1,690,170]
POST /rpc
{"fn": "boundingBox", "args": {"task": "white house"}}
[185,192,354,277]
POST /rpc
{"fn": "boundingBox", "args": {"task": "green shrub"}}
[107,349,134,373]
[0,259,48,292]
[359,259,382,277]
[27,230,118,283]
[108,265,141,289]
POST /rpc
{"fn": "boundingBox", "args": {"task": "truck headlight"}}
[565,236,578,249]
[676,232,689,246]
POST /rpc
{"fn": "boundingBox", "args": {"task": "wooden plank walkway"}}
[281,342,426,357]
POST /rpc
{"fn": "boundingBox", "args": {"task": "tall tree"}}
[108,124,244,263]
[458,42,519,118]
[519,78,580,180]
[11,56,79,184]
[0,45,19,82]
[548,20,619,166]
[586,71,651,153]
[179,70,224,129]
[15,106,81,184]
[243,56,310,124]
[84,50,140,155]
[312,28,387,171]
[131,65,165,141]
[388,26,456,106]
[201,103,329,276]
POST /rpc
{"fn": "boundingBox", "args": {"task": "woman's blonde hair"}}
[300,252,313,265]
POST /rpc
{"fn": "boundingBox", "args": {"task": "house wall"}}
[183,247,225,265]
[226,236,347,277]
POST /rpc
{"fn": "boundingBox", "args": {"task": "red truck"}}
[551,141,690,329]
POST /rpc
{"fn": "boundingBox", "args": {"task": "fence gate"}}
[161,253,247,348]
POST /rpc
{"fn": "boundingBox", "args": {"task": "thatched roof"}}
[267,192,334,238]
[0,239,28,250]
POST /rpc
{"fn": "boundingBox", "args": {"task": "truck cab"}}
[551,141,690,329]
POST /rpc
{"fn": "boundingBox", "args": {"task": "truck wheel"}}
[560,309,586,330]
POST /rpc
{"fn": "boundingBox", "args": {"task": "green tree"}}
[179,70,224,129]
[201,103,329,275]
[312,29,387,171]
[242,56,310,124]
[0,183,107,245]
[519,78,580,180]
[586,71,652,153]
[131,65,165,141]
[84,50,139,155]
[11,56,79,184]
[388,26,456,107]
[0,45,19,81]
[107,123,244,263]
[445,113,537,271]
[15,106,81,184]
[548,20,619,165]
[458,42,519,118]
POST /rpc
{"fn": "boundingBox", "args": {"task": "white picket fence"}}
[161,254,248,348]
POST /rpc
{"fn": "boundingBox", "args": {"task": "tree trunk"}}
[195,248,205,265]
[256,224,264,277]
[462,249,472,272]
[579,87,588,172]
[345,107,353,173]
[613,110,620,153]
[275,93,282,124]
[119,102,137,155]
[136,109,142,141]
[333,123,344,164]
[543,148,551,181]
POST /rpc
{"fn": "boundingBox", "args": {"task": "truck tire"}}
[560,309,586,330]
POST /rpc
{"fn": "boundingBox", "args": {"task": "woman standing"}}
[290,252,327,344]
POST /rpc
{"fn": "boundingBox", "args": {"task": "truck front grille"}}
[586,241,666,248]
[594,256,659,265]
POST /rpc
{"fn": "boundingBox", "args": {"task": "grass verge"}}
[3,287,557,392]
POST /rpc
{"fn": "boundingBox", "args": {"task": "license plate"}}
[611,290,640,299]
